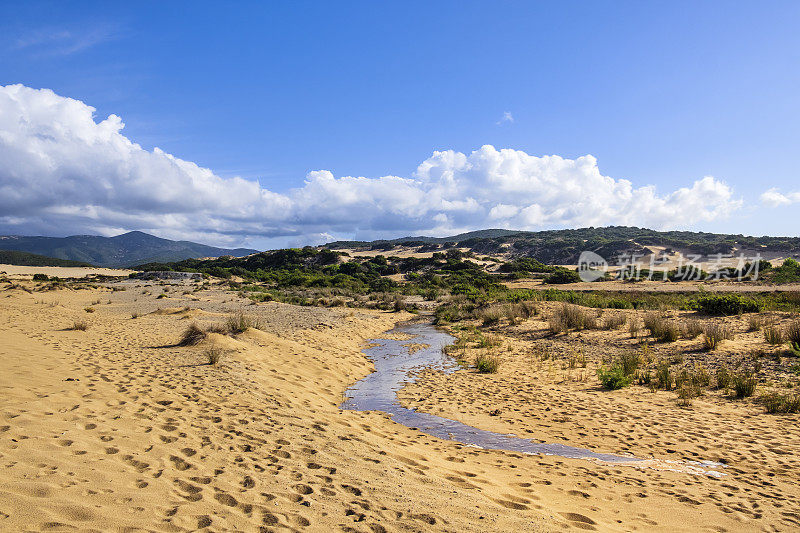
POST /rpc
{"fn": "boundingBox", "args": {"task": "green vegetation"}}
[325,226,800,267]
[0,250,92,267]
[0,231,256,268]
[474,353,502,373]
[597,365,633,390]
[692,294,762,315]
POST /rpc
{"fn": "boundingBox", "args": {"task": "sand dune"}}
[1,281,796,531]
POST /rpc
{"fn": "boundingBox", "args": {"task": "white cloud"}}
[0,84,744,247]
[761,188,800,207]
[496,111,514,125]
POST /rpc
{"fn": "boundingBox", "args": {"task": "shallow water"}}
[342,322,727,476]
[342,322,646,463]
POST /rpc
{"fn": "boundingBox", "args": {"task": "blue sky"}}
[1,1,799,247]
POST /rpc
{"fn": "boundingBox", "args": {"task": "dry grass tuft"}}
[747,314,763,332]
[764,324,783,345]
[602,313,627,330]
[206,346,225,365]
[179,322,207,346]
[70,319,88,331]
[703,323,733,350]
[225,311,262,334]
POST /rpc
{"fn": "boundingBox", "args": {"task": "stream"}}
[341,321,726,476]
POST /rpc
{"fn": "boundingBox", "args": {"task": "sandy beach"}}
[1,280,798,531]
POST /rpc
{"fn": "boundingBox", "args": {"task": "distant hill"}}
[325,226,800,265]
[0,250,94,267]
[0,231,259,268]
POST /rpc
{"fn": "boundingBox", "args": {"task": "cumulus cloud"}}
[760,188,800,207]
[0,84,743,247]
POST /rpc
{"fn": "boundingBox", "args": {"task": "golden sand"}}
[1,282,797,531]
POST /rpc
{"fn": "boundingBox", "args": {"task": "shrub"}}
[597,365,632,390]
[475,353,502,373]
[682,320,703,339]
[543,268,581,284]
[760,391,800,413]
[392,298,407,312]
[179,322,206,346]
[84,307,95,313]
[693,294,762,316]
[71,320,88,331]
[628,318,640,338]
[732,371,757,398]
[131,312,139,319]
[643,312,666,337]
[547,313,564,335]
[764,325,783,345]
[703,323,733,350]
[478,306,503,326]
[32,273,49,281]
[602,313,627,330]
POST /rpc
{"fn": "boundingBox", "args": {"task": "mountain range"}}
[0,231,259,268]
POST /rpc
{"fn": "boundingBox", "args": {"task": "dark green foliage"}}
[543,268,581,284]
[326,226,800,266]
[597,365,632,390]
[0,250,92,267]
[771,258,800,284]
[32,273,50,281]
[692,294,762,315]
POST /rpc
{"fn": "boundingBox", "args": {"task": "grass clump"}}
[225,311,261,333]
[785,320,800,351]
[206,346,225,365]
[84,307,95,313]
[475,353,502,373]
[602,313,627,330]
[70,320,88,331]
[760,391,800,413]
[643,312,680,342]
[597,351,640,390]
[747,314,762,332]
[764,324,783,345]
[179,322,207,346]
[732,371,757,398]
[716,365,732,389]
[703,323,733,350]
[655,359,673,390]
[628,317,640,338]
[550,303,596,332]
[682,320,703,339]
